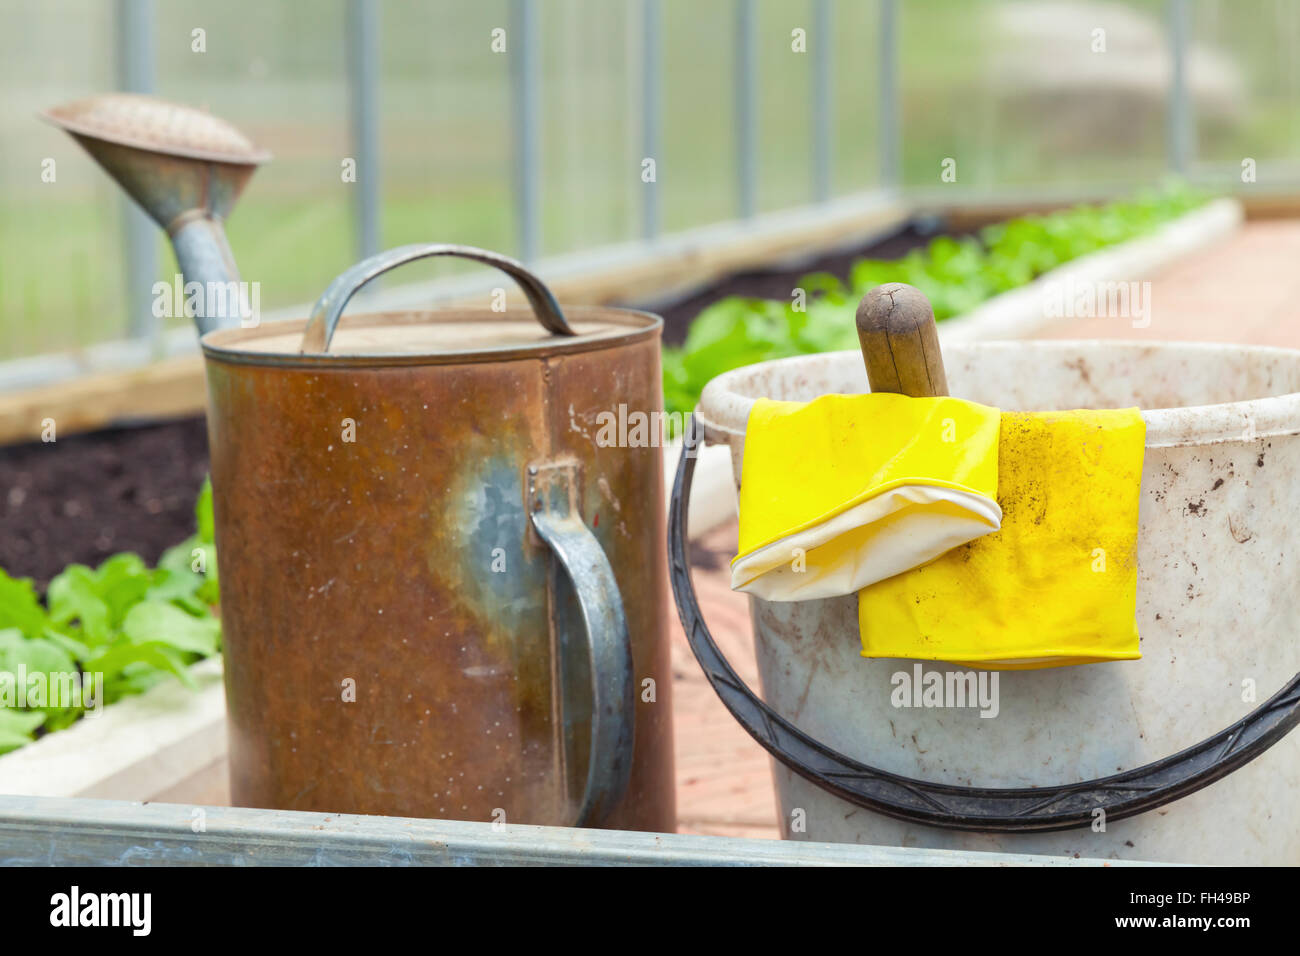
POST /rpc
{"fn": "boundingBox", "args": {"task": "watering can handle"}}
[300,243,574,353]
[669,415,1300,832]
[528,460,636,827]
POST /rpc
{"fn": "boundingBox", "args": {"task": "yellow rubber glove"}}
[858,408,1145,669]
[732,394,1003,601]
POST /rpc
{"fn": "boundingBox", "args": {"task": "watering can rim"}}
[200,305,663,369]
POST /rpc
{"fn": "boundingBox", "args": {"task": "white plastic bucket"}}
[671,340,1300,864]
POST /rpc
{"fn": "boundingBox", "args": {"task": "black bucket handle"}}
[669,414,1300,832]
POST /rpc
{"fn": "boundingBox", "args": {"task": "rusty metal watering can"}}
[48,94,676,831]
[202,246,676,830]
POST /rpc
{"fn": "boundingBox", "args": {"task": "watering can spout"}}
[42,93,270,336]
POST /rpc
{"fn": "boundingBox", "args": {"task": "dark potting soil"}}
[0,416,210,588]
[0,216,954,586]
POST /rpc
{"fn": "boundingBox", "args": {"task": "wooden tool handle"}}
[855,283,949,398]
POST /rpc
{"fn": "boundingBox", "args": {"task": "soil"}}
[0,216,951,587]
[0,417,210,588]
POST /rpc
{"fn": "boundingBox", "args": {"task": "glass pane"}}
[832,0,882,194]
[1192,0,1300,184]
[157,0,351,319]
[538,0,637,257]
[379,0,513,277]
[755,0,814,213]
[0,0,124,359]
[900,0,1170,191]
[661,0,736,231]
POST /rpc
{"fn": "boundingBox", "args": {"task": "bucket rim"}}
[696,340,1300,451]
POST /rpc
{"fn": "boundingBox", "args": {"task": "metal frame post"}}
[1166,0,1192,176]
[812,0,832,202]
[878,0,900,190]
[115,0,157,347]
[511,0,541,262]
[641,0,661,240]
[735,0,757,219]
[348,0,381,261]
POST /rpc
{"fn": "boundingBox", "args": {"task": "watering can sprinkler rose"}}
[46,93,676,831]
[43,93,268,334]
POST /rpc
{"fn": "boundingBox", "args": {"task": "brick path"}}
[669,219,1300,839]
[1032,219,1300,346]
[669,522,781,838]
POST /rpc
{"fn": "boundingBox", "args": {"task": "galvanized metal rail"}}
[0,795,1152,866]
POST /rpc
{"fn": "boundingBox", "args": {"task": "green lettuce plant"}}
[663,182,1210,416]
[0,478,220,754]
